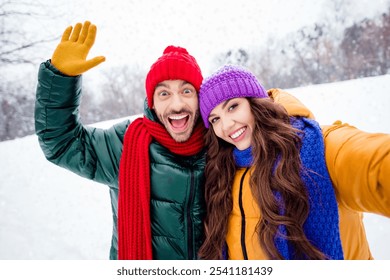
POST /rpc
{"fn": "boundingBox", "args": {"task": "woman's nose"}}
[221,116,234,132]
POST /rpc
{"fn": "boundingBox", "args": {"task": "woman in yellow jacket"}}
[197,65,390,260]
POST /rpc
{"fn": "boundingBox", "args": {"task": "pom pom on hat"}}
[145,46,203,108]
[199,65,268,128]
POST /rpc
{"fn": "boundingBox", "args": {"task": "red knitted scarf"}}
[117,117,205,259]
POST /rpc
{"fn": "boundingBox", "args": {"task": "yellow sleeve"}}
[338,205,373,260]
[323,121,390,217]
[268,88,315,119]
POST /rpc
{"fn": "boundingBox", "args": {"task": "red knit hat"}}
[145,46,203,108]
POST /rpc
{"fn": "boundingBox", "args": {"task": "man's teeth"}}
[230,128,246,139]
[169,115,187,120]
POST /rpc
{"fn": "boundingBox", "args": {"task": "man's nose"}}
[170,93,185,110]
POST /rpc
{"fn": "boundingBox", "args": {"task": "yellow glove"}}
[51,21,105,76]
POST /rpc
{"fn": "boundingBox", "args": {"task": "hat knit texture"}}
[145,46,203,108]
[199,65,268,128]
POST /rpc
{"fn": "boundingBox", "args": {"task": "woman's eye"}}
[228,103,238,111]
[210,117,219,124]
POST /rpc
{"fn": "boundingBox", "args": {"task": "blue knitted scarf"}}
[232,117,344,260]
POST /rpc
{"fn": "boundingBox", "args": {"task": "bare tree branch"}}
[0,36,58,56]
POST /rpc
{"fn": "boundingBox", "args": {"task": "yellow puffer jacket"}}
[226,88,390,260]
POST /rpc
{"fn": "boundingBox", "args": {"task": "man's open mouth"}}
[168,114,190,132]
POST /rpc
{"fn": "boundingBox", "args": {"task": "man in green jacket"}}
[35,21,206,260]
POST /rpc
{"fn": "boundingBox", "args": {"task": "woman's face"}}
[208,98,255,150]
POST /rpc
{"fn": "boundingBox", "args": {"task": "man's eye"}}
[159,91,169,97]
[183,89,192,94]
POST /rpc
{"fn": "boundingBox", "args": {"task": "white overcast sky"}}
[31,0,389,75]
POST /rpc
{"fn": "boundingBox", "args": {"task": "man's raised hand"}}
[51,21,105,76]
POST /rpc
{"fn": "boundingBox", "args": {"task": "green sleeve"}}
[34,61,130,188]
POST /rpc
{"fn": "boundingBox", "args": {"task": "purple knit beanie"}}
[199,65,268,128]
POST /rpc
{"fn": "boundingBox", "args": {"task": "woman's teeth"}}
[230,127,246,139]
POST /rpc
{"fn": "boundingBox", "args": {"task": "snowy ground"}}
[0,75,389,260]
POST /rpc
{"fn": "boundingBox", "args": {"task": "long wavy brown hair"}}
[198,97,327,260]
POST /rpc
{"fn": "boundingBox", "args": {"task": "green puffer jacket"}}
[35,61,206,260]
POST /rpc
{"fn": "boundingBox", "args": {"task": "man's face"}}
[153,80,199,142]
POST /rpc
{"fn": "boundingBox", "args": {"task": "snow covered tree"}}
[0,0,57,66]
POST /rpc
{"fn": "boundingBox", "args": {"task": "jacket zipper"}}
[239,168,250,260]
[186,170,195,259]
